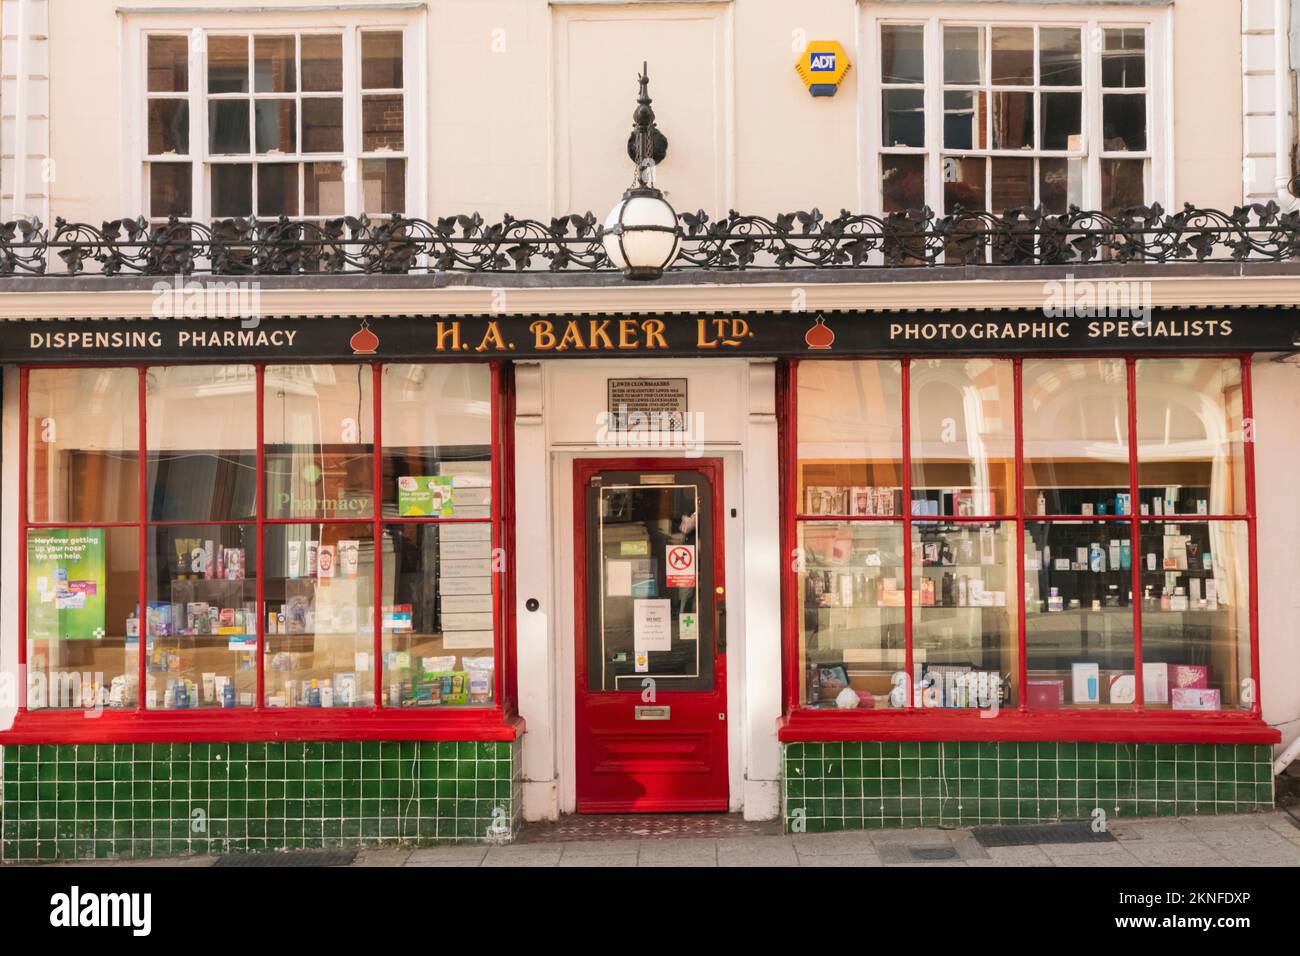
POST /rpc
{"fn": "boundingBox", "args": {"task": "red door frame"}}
[572,456,729,812]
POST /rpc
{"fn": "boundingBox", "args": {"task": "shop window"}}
[789,356,1256,721]
[870,12,1155,219]
[22,363,502,717]
[143,25,411,223]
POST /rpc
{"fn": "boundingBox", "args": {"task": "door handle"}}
[715,598,727,655]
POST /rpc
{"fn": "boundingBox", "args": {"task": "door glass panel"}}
[587,474,713,692]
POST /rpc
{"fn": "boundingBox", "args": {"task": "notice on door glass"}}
[666,544,696,588]
[606,560,633,597]
[633,598,672,652]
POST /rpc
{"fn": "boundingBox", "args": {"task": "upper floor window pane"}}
[882,24,925,84]
[880,17,1152,215]
[145,25,409,222]
[148,35,189,93]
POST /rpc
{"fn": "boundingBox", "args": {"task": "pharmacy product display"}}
[382,460,495,708]
[798,520,1014,709]
[142,527,258,709]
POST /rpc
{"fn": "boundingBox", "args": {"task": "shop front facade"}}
[1,0,1300,859]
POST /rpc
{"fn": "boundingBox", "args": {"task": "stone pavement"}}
[26,809,1300,868]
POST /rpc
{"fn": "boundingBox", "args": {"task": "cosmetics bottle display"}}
[145,533,256,709]
[262,531,373,709]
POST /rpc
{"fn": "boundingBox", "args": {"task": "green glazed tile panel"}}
[1,739,523,861]
[782,741,1275,833]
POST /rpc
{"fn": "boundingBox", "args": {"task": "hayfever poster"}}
[27,528,107,640]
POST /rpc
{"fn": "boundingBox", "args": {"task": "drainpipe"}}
[1275,735,1300,776]
[1275,0,1297,208]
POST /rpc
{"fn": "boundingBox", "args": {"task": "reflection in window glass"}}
[1102,93,1146,151]
[1040,91,1081,150]
[301,34,343,91]
[881,24,925,84]
[1101,158,1145,213]
[1039,28,1082,86]
[361,31,404,89]
[1039,157,1083,213]
[149,162,193,218]
[883,89,925,147]
[942,156,985,212]
[990,27,1033,85]
[1135,359,1245,516]
[148,35,189,93]
[991,91,1033,149]
[255,100,297,153]
[147,365,257,521]
[990,157,1034,210]
[28,368,139,523]
[148,99,189,156]
[207,35,249,94]
[911,520,1018,708]
[1138,521,1250,710]
[882,155,925,211]
[381,364,491,517]
[798,361,903,517]
[253,35,296,93]
[263,522,374,707]
[1022,359,1130,516]
[146,524,257,709]
[910,359,1015,516]
[361,158,406,214]
[943,91,983,150]
[26,527,140,710]
[264,365,374,520]
[382,524,494,707]
[1024,521,1134,708]
[943,26,982,85]
[1102,28,1146,88]
[798,521,905,709]
[211,163,252,216]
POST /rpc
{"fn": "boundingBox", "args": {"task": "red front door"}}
[574,458,728,813]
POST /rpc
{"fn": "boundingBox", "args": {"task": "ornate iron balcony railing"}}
[1,202,1298,278]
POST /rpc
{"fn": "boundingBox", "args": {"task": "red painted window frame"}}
[778,353,1278,744]
[4,360,521,744]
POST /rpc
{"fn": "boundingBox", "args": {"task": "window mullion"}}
[190,28,206,223]
[342,25,362,216]
[925,16,942,211]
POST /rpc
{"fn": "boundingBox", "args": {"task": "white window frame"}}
[860,3,1170,215]
[122,7,427,222]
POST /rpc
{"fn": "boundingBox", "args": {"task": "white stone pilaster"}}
[1,0,50,223]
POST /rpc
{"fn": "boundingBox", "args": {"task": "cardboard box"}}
[1028,680,1064,709]
[1171,687,1220,711]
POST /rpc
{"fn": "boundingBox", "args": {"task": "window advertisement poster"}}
[396,475,454,516]
[27,528,107,640]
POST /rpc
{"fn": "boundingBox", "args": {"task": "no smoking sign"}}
[666,544,696,588]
